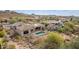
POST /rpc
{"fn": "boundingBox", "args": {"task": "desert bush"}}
[9,19,17,24]
[8,44,16,49]
[39,32,64,49]
[0,30,5,37]
[58,21,75,34]
[63,36,79,49]
[70,37,79,49]
[0,38,8,49]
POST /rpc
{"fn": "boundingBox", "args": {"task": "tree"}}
[39,32,64,49]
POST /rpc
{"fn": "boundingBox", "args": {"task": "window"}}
[24,30,29,34]
[42,27,44,30]
[13,26,16,30]
[55,23,58,25]
[31,29,33,32]
[35,27,40,31]
[45,24,48,27]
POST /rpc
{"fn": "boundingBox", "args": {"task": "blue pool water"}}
[35,31,45,36]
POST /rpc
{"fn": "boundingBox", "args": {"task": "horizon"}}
[15,10,79,16]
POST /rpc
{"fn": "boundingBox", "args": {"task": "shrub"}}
[8,44,16,49]
[64,21,75,29]
[9,19,17,24]
[0,38,7,49]
[63,36,79,49]
[70,37,79,49]
[58,21,75,33]
[39,32,64,49]
[0,30,5,37]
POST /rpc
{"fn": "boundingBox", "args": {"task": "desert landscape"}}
[0,10,79,49]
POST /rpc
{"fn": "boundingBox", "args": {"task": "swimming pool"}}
[35,31,45,36]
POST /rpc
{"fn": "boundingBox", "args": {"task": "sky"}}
[15,10,79,16]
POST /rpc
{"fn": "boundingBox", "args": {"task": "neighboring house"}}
[59,17,70,22]
[46,20,63,31]
[2,23,12,30]
[0,18,10,23]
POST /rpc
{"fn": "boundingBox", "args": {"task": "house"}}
[11,22,45,37]
[46,20,63,31]
[11,22,32,36]
[59,17,70,22]
[1,19,64,37]
[2,23,12,30]
[0,18,10,23]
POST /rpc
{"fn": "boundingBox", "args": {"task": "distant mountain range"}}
[0,10,79,21]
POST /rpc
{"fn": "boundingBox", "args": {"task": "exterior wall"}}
[16,30,23,36]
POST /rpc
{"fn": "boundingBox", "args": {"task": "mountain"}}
[0,10,35,20]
